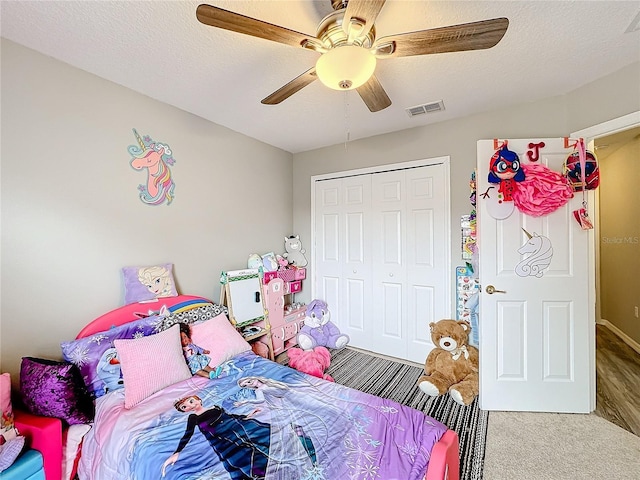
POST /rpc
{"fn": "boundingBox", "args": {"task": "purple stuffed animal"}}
[297,299,349,351]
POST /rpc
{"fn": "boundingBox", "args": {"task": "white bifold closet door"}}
[313,161,450,364]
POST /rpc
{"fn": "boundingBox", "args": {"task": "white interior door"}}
[313,160,450,364]
[477,138,592,413]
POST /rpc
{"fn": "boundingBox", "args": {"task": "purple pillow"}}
[19,357,94,426]
[122,263,178,305]
[61,315,163,399]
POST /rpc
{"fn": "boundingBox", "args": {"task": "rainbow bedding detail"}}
[79,351,446,480]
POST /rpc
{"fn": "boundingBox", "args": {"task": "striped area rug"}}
[326,347,488,480]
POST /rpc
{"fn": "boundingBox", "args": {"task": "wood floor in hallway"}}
[595,324,640,436]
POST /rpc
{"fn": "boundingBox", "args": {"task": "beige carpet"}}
[483,411,640,479]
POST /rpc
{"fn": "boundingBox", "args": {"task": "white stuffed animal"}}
[282,235,308,267]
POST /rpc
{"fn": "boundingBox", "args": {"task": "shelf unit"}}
[264,267,306,358]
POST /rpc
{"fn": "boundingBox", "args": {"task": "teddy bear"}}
[296,299,349,351]
[287,346,334,382]
[417,319,479,406]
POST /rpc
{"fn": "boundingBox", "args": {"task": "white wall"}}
[0,39,294,380]
[292,62,640,315]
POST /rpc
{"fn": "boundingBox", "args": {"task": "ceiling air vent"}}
[406,100,445,118]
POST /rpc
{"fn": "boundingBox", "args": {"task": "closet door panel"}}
[343,176,372,348]
[380,281,403,340]
[381,210,402,265]
[345,278,366,332]
[406,165,446,362]
[314,176,373,349]
[315,179,342,315]
[408,284,436,363]
[372,171,407,357]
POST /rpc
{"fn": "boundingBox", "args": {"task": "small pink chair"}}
[13,410,62,480]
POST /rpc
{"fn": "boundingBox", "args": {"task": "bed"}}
[63,295,459,480]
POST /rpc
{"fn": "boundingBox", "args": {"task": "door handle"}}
[486,285,507,294]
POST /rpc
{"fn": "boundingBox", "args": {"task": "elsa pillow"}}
[122,263,178,305]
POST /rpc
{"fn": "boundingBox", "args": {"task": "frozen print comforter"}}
[78,351,446,480]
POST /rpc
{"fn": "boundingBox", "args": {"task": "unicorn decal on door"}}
[128,129,176,206]
[515,229,553,278]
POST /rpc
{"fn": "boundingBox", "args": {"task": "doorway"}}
[572,112,640,420]
[592,125,640,340]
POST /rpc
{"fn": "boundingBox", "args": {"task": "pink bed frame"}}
[426,429,460,480]
[75,295,213,338]
[76,294,460,480]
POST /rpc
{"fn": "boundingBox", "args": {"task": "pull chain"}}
[344,90,351,151]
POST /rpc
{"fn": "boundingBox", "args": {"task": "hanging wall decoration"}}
[526,142,545,162]
[485,141,524,219]
[515,228,553,278]
[465,170,479,273]
[128,129,176,206]
[488,142,524,201]
[511,163,574,217]
[461,213,476,261]
[563,138,600,192]
[469,169,477,207]
[563,138,596,230]
[456,265,480,347]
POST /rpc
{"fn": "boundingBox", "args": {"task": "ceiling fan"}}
[196,0,508,112]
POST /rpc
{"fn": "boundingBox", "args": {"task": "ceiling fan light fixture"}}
[315,45,376,90]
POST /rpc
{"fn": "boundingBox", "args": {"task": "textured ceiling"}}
[2,1,639,153]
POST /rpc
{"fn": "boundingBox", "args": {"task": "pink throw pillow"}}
[0,373,15,439]
[190,314,251,367]
[114,325,191,409]
[0,373,23,472]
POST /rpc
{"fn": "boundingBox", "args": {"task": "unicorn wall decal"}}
[515,228,553,278]
[128,129,176,206]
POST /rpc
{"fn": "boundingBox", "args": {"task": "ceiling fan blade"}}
[342,0,386,38]
[356,75,391,112]
[196,4,315,48]
[373,17,509,57]
[262,68,318,105]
